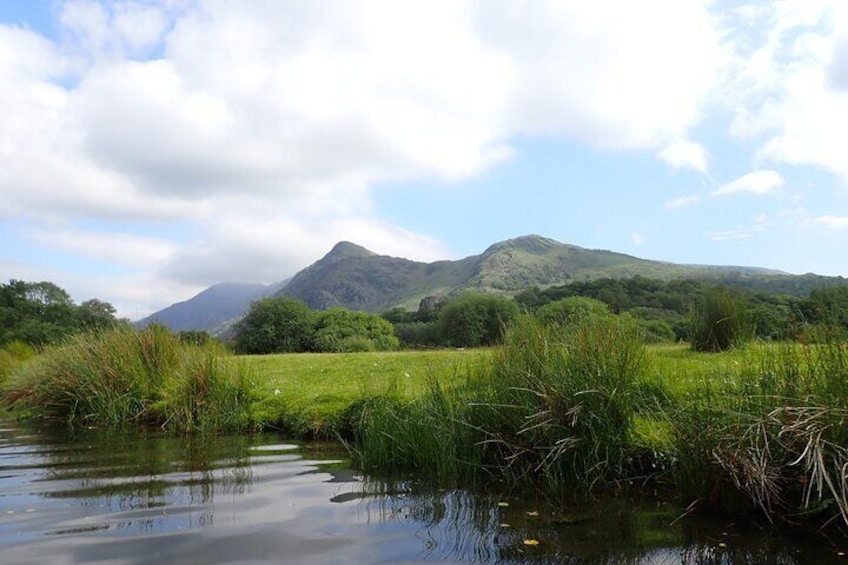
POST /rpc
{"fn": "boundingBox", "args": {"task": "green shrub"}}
[353,315,647,492]
[669,335,848,527]
[435,292,519,347]
[313,308,399,352]
[535,296,609,327]
[233,297,315,354]
[465,315,646,490]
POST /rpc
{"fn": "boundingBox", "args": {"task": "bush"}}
[535,296,609,327]
[233,297,315,354]
[313,308,399,352]
[353,315,647,491]
[435,293,519,347]
[670,335,848,527]
[466,315,646,490]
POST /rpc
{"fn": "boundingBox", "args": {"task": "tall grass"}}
[347,374,479,482]
[3,326,253,433]
[0,341,35,385]
[687,287,752,352]
[352,315,647,492]
[669,333,848,528]
[465,315,646,491]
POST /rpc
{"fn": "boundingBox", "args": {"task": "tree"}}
[314,308,399,352]
[77,299,118,331]
[233,297,315,354]
[0,280,92,346]
[436,293,519,347]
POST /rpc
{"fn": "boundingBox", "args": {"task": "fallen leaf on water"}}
[497,502,509,507]
[498,523,510,528]
[523,539,540,546]
[718,542,727,548]
[526,511,539,517]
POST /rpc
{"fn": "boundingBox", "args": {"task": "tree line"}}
[5,276,848,356]
[0,280,119,347]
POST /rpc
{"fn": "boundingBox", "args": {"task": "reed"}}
[668,333,848,528]
[3,326,253,433]
[352,315,647,492]
[464,315,646,491]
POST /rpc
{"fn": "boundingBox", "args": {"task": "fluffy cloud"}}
[713,170,784,196]
[474,0,722,148]
[25,228,178,268]
[0,0,731,316]
[657,141,709,173]
[726,1,848,180]
[815,215,848,230]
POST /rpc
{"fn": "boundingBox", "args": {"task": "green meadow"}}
[242,348,487,436]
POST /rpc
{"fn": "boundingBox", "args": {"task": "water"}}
[0,418,844,564]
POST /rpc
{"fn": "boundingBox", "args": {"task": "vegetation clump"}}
[687,287,752,352]
[353,315,646,492]
[3,325,252,433]
[233,297,398,354]
[0,279,118,347]
[670,334,848,528]
[435,292,520,347]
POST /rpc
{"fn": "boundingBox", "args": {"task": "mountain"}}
[141,234,847,331]
[277,234,836,312]
[136,281,285,333]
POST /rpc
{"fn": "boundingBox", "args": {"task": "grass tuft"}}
[3,326,253,433]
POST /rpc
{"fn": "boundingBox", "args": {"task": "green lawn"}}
[241,349,490,435]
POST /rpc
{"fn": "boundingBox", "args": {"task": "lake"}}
[0,418,843,564]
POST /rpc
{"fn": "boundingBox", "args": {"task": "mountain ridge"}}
[140,234,845,333]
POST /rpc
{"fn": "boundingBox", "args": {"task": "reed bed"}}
[669,337,848,529]
[2,325,252,433]
[352,316,647,492]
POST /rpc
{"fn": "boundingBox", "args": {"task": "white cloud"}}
[0,1,730,315]
[657,140,709,173]
[664,194,702,209]
[724,1,848,180]
[713,170,784,196]
[631,232,644,246]
[159,205,451,287]
[475,0,723,148]
[26,228,178,268]
[815,215,848,230]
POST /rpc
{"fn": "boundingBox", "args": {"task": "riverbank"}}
[3,321,848,534]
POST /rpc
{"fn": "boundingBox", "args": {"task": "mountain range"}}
[137,234,846,334]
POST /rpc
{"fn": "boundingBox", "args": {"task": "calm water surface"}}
[0,418,844,564]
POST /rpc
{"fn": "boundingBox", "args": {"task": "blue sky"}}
[1,1,847,319]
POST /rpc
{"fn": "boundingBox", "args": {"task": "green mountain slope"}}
[141,234,848,331]
[278,235,839,312]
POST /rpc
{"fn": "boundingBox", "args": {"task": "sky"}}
[1,0,847,319]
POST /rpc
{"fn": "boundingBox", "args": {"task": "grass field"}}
[241,349,488,435]
[240,343,756,441]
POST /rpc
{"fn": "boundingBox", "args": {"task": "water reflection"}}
[0,419,845,564]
